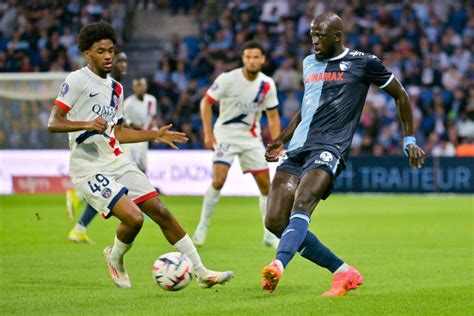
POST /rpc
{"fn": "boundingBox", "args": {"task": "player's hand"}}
[154,124,189,149]
[86,117,108,133]
[265,140,284,162]
[204,133,216,150]
[407,144,425,168]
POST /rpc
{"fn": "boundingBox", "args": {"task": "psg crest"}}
[339,61,352,71]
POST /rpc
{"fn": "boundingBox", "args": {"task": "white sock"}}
[259,195,274,237]
[334,263,350,274]
[174,234,207,276]
[198,185,221,227]
[274,259,284,273]
[110,235,133,263]
[74,223,86,233]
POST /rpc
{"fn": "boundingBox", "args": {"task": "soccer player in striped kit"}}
[192,41,281,249]
[66,51,128,243]
[49,22,233,289]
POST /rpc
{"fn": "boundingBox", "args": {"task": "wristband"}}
[403,136,416,156]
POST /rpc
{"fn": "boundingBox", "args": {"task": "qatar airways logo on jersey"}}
[305,72,344,83]
[236,101,260,114]
[92,103,117,122]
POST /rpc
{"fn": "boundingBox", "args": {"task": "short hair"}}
[242,41,266,56]
[78,22,117,52]
[133,77,147,85]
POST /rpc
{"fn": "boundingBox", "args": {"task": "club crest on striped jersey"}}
[339,61,352,71]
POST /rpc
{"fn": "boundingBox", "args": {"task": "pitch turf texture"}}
[1,194,472,315]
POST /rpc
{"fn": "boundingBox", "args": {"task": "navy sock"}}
[276,211,310,268]
[78,204,98,227]
[298,231,343,273]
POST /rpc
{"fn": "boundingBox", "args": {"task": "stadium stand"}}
[0,0,473,156]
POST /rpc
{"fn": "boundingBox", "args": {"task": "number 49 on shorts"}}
[88,174,110,193]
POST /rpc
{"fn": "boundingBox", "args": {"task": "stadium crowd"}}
[1,0,473,157]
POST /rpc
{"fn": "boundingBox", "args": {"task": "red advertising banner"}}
[12,176,74,194]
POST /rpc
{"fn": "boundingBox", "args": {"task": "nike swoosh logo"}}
[89,92,99,97]
[281,228,295,237]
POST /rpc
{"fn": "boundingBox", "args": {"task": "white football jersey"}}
[54,66,125,178]
[123,93,157,130]
[206,68,279,143]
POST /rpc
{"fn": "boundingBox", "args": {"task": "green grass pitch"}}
[1,194,473,315]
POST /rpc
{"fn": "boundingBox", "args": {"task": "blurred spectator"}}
[164,33,188,61]
[282,91,300,121]
[171,61,190,92]
[273,58,300,92]
[432,134,456,156]
[1,0,472,154]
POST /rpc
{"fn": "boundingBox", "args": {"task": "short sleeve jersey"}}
[206,68,279,143]
[123,93,157,130]
[288,48,394,159]
[54,66,125,178]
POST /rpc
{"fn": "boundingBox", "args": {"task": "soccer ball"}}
[152,252,193,291]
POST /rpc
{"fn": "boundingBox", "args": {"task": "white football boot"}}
[196,270,234,288]
[103,246,131,288]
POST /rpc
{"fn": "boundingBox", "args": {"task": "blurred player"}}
[49,22,233,288]
[121,77,157,172]
[192,41,281,248]
[261,13,425,295]
[66,52,128,243]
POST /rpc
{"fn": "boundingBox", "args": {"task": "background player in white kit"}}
[193,41,281,248]
[122,77,157,173]
[48,22,233,289]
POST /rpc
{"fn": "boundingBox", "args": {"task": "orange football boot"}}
[322,266,363,297]
[261,260,283,292]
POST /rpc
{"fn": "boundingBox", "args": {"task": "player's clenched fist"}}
[154,124,189,149]
[86,117,108,132]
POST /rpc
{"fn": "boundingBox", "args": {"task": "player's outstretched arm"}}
[114,123,188,149]
[383,79,425,168]
[48,105,107,133]
[265,111,301,162]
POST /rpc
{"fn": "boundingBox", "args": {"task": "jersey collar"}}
[327,48,349,61]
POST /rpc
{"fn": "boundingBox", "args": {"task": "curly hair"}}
[78,22,117,52]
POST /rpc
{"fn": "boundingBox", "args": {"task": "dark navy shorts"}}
[276,149,345,200]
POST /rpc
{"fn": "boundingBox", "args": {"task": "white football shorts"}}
[72,158,157,218]
[212,139,268,174]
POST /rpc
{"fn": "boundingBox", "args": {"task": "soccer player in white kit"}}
[193,41,281,248]
[48,22,233,289]
[122,77,157,172]
[66,51,129,243]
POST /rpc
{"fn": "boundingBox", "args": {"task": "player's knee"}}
[211,178,226,190]
[293,192,319,212]
[259,183,270,196]
[264,216,285,238]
